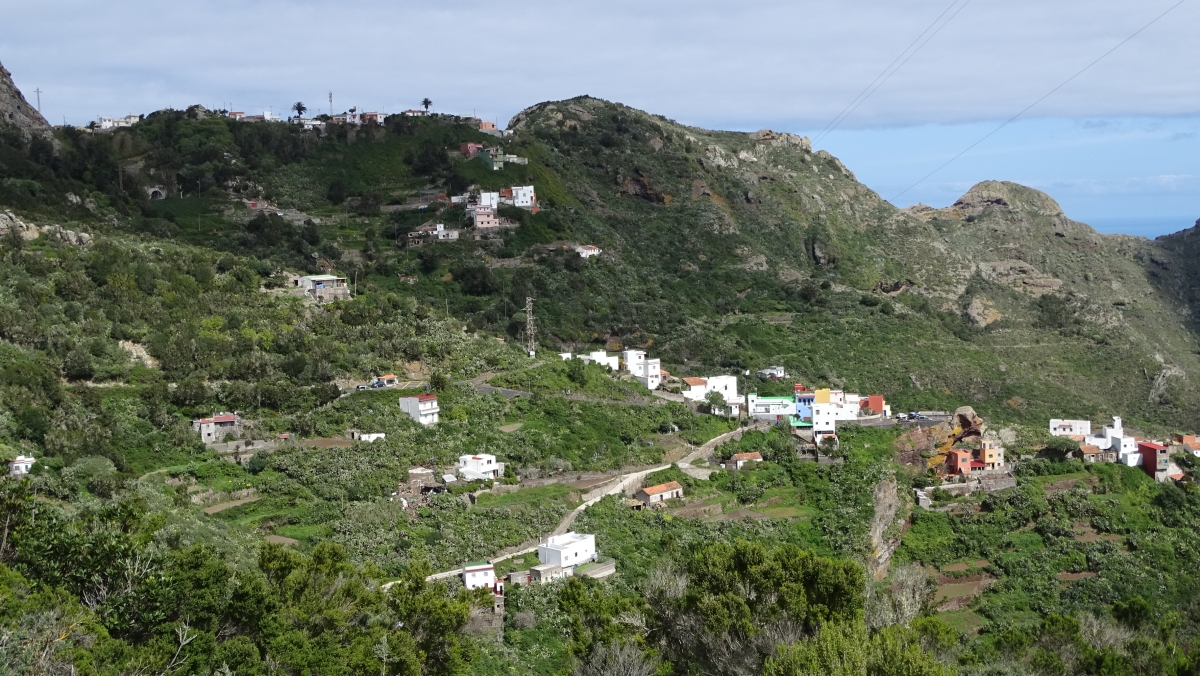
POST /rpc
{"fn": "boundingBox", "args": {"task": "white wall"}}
[463,567,495,590]
[1049,419,1091,437]
[538,533,595,568]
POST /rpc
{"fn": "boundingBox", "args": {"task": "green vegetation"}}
[5,86,1200,674]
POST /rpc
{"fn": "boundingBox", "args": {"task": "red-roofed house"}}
[1139,441,1170,481]
[728,452,764,469]
[634,481,683,506]
[193,412,241,444]
[1176,434,1200,457]
[399,394,439,426]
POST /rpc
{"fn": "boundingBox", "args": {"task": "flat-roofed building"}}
[399,394,439,426]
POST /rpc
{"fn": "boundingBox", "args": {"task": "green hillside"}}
[4,83,1200,675]
[7,96,1195,432]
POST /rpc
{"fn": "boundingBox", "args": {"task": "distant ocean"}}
[1081,216,1197,239]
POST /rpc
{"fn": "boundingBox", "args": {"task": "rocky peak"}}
[749,129,812,152]
[951,180,1064,219]
[0,60,55,144]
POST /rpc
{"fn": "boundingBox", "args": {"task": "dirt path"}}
[137,467,173,482]
[203,496,261,514]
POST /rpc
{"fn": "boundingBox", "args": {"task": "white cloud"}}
[2,0,1197,129]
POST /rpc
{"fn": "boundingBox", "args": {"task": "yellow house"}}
[814,388,831,404]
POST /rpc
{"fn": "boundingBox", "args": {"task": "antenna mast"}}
[328,91,333,115]
[524,297,536,357]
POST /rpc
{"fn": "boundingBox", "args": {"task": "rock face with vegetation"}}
[0,60,54,144]
[4,64,1200,674]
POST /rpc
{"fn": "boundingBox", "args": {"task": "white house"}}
[478,192,500,209]
[459,453,504,481]
[558,352,573,360]
[635,358,662,390]
[409,223,460,244]
[192,413,241,444]
[622,350,660,389]
[538,532,596,569]
[462,561,499,591]
[1049,419,1091,438]
[399,394,439,426]
[681,375,738,403]
[756,366,787,380]
[712,400,741,417]
[512,186,536,209]
[810,390,863,435]
[98,114,140,130]
[8,455,36,476]
[358,433,386,443]
[1086,416,1137,454]
[745,394,796,419]
[575,245,602,258]
[812,402,859,434]
[293,118,325,131]
[581,351,619,370]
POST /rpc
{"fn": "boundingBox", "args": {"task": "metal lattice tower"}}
[524,297,536,357]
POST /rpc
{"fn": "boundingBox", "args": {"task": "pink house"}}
[946,449,973,475]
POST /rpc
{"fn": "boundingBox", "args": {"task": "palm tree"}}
[292,101,307,118]
[421,98,432,113]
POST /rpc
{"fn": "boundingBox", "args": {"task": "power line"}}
[813,0,972,146]
[892,0,1188,202]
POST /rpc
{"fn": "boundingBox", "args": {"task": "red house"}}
[1138,441,1170,481]
[861,394,887,416]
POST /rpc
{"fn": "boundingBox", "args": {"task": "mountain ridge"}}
[0,84,1198,429]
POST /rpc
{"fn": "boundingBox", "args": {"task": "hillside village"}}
[7,62,1200,674]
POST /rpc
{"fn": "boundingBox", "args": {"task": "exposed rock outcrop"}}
[867,477,903,582]
[966,297,1001,327]
[0,210,92,246]
[977,260,1063,296]
[0,210,39,240]
[0,60,56,146]
[42,225,93,246]
[749,129,811,152]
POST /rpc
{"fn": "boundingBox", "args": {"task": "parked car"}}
[356,385,370,391]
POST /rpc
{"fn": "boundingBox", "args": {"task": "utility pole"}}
[524,297,536,357]
[33,88,41,112]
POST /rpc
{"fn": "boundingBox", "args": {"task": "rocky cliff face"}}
[0,60,55,144]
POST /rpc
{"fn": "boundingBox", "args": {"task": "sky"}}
[3,0,1197,237]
